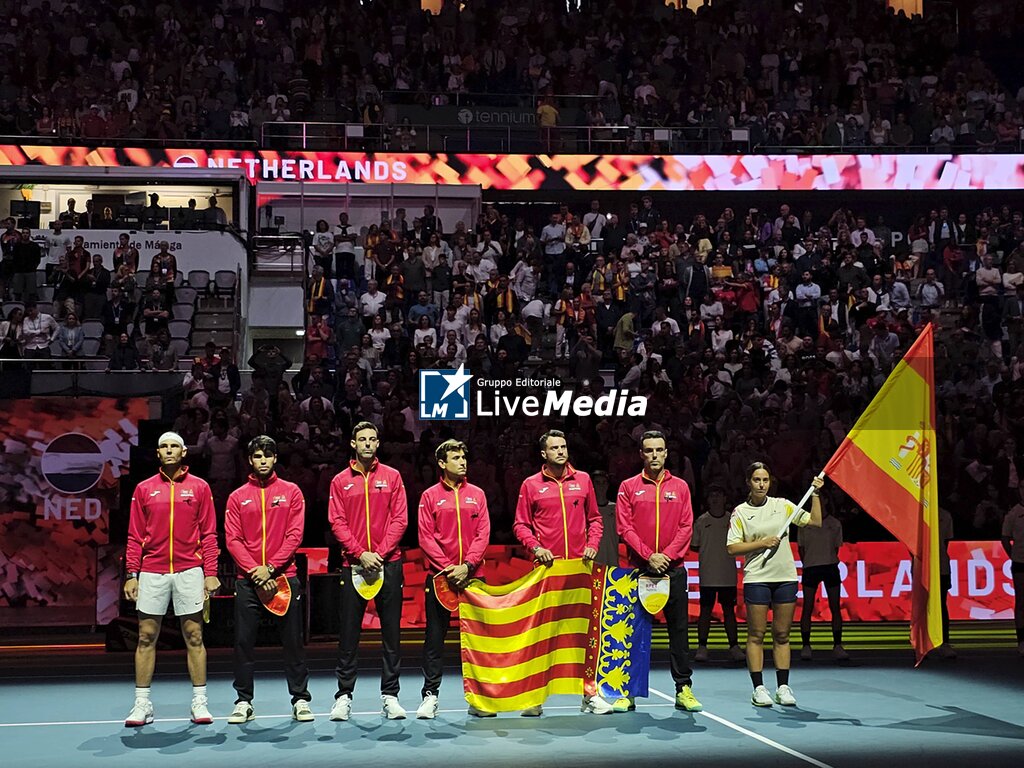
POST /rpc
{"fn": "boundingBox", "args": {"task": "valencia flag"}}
[823,324,941,664]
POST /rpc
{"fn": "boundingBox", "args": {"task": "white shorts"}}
[137,567,206,617]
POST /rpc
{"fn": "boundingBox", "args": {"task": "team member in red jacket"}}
[123,431,221,727]
[616,430,702,713]
[513,428,611,716]
[414,439,491,720]
[224,435,313,725]
[328,421,409,721]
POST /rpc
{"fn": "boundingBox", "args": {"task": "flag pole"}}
[758,471,826,565]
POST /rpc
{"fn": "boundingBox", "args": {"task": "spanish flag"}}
[823,324,941,664]
[459,560,651,711]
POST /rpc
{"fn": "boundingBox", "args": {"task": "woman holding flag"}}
[727,463,823,707]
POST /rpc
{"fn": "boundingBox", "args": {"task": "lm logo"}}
[419,364,472,421]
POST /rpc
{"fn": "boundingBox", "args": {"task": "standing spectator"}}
[11,229,42,302]
[82,254,111,319]
[798,505,850,662]
[141,288,171,339]
[113,233,140,272]
[0,306,23,365]
[537,95,559,152]
[540,213,567,295]
[44,220,72,280]
[19,302,57,359]
[107,332,140,371]
[692,486,745,663]
[56,311,85,366]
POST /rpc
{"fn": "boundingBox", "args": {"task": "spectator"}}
[55,311,85,365]
[19,302,57,359]
[107,333,140,371]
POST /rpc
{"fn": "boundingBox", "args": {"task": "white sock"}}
[193,685,207,699]
[135,687,151,702]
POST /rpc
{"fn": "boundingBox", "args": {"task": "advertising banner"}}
[3,144,1024,191]
[388,541,1015,629]
[0,398,147,627]
[687,541,1015,623]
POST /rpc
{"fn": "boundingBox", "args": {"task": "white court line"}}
[648,688,836,768]
[0,702,674,729]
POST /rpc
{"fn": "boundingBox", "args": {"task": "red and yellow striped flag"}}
[823,324,941,664]
[460,559,598,712]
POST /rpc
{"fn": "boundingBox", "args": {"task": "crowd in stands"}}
[0,218,200,370]
[1,0,1022,150]
[143,192,1022,549]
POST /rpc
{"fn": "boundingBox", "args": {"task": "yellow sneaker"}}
[611,697,635,712]
[675,686,703,712]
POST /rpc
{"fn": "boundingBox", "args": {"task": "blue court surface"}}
[2,648,1023,768]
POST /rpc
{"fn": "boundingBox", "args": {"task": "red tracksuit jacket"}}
[225,473,305,579]
[616,470,694,568]
[328,459,407,566]
[417,477,490,574]
[126,468,219,576]
[513,464,602,559]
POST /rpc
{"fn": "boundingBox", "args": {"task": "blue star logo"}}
[418,364,472,421]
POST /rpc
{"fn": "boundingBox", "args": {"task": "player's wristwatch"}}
[531,546,542,555]
[126,572,139,581]
[266,565,277,578]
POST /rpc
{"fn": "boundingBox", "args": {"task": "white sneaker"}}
[292,700,314,722]
[774,684,797,706]
[227,702,254,724]
[751,685,773,707]
[693,646,709,662]
[832,644,850,661]
[330,694,352,721]
[467,704,497,717]
[800,645,813,661]
[382,695,407,720]
[190,695,213,724]
[416,694,439,720]
[581,695,614,715]
[520,705,543,717]
[124,698,154,727]
[729,645,746,662]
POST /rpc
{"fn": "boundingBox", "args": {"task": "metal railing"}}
[0,365,185,398]
[381,90,602,109]
[260,120,1024,155]
[0,132,258,149]
[3,127,1021,157]
[250,233,307,275]
[261,121,756,153]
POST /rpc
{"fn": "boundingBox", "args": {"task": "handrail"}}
[381,90,602,107]
[0,133,259,149]
[0,128,1018,156]
[233,263,242,360]
[260,120,1024,155]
